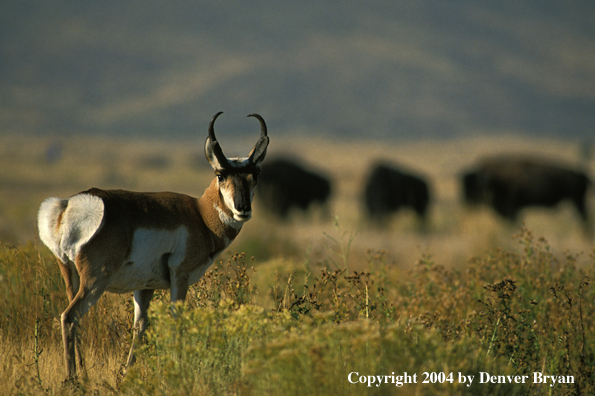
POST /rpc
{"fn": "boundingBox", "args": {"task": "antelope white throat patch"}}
[214,203,244,230]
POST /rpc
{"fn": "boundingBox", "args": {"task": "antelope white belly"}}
[107,226,189,293]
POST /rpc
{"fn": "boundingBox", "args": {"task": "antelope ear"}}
[247,113,269,166]
[248,136,269,166]
[205,138,227,171]
[204,112,229,171]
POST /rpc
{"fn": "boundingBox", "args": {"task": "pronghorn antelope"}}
[37,112,269,379]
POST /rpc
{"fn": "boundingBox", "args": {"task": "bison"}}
[461,155,591,231]
[257,158,332,219]
[363,162,430,226]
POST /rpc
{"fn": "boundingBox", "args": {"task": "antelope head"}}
[205,111,269,222]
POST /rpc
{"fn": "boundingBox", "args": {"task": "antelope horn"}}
[247,113,269,166]
[205,111,230,171]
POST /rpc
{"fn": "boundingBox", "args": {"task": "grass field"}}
[1,132,594,395]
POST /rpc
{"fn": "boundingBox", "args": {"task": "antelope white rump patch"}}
[38,197,67,258]
[38,194,104,262]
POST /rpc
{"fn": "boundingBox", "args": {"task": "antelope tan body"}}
[37,112,269,379]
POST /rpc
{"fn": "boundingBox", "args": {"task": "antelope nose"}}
[236,202,251,214]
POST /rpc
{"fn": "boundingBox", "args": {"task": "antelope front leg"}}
[126,289,155,368]
[170,271,190,305]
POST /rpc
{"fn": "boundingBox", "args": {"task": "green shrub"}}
[2,227,594,395]
[121,229,594,395]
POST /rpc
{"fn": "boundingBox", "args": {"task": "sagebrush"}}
[1,227,593,395]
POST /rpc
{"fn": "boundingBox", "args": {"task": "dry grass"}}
[4,228,591,395]
[1,132,594,394]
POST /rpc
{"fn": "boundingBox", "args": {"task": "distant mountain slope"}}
[1,1,594,139]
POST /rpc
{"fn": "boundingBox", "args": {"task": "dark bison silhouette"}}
[257,158,331,219]
[461,155,591,229]
[363,162,430,225]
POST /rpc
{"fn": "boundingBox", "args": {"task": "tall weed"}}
[2,227,594,395]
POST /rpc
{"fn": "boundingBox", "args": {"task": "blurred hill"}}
[2,0,595,140]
